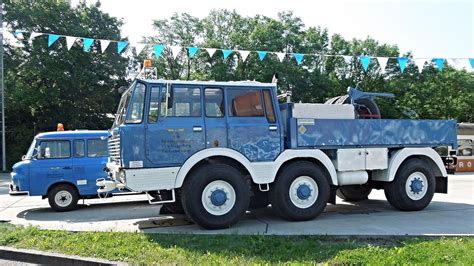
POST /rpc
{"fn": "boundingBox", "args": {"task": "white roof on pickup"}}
[141,79,276,87]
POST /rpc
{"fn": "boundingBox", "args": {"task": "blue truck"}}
[100,78,457,229]
[10,130,110,211]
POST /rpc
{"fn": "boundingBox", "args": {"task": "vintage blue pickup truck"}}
[10,130,110,211]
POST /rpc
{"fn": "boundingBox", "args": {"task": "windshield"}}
[24,139,36,160]
[112,84,133,128]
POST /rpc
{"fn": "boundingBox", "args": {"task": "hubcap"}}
[405,172,428,200]
[54,190,73,207]
[289,176,319,209]
[201,180,236,216]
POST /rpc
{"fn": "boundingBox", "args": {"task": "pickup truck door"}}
[29,139,73,196]
[72,138,108,195]
[226,88,282,162]
[145,85,206,167]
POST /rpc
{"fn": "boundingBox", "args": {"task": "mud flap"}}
[435,176,448,194]
[328,186,337,204]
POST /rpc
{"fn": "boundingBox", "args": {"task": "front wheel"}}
[48,184,79,212]
[269,161,330,221]
[182,164,250,229]
[384,159,436,211]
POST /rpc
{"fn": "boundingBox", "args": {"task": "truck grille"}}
[108,134,121,164]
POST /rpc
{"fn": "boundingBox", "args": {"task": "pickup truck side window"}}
[162,87,202,117]
[87,139,108,158]
[125,82,146,123]
[263,90,276,123]
[205,88,224,117]
[228,89,264,117]
[74,140,85,158]
[148,86,160,123]
[39,140,70,159]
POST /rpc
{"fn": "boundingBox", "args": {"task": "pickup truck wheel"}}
[336,185,372,201]
[384,159,435,211]
[182,164,250,229]
[269,162,330,221]
[48,184,79,212]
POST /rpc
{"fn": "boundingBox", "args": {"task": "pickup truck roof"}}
[140,79,276,88]
[35,130,108,140]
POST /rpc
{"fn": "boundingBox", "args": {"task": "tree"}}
[4,0,129,167]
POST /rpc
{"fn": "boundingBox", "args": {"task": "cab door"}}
[203,87,227,148]
[29,139,73,196]
[145,84,206,167]
[72,138,108,195]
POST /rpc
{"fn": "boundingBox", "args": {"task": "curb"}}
[0,246,125,265]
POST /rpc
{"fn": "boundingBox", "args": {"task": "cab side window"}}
[87,139,108,158]
[161,87,202,117]
[148,86,160,123]
[263,90,276,123]
[227,89,264,117]
[74,140,85,158]
[39,140,70,159]
[205,88,224,117]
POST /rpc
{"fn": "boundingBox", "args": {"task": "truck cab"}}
[105,79,457,229]
[10,130,109,211]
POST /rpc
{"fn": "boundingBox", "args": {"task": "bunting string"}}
[12,30,474,74]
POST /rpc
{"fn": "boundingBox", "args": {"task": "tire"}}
[47,184,79,212]
[181,164,250,229]
[384,159,436,211]
[269,161,330,221]
[325,94,381,119]
[336,185,372,201]
[249,184,270,209]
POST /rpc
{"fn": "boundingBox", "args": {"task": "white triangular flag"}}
[205,48,216,58]
[238,50,250,62]
[65,36,77,50]
[170,45,182,59]
[342,55,353,64]
[414,58,427,73]
[28,31,43,43]
[446,58,466,71]
[134,43,146,55]
[376,57,389,73]
[100,40,111,53]
[275,52,286,62]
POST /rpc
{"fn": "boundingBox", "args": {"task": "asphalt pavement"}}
[1,172,473,236]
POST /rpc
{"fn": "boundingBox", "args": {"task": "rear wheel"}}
[269,161,330,221]
[48,184,79,212]
[384,159,435,211]
[336,185,372,201]
[182,164,250,229]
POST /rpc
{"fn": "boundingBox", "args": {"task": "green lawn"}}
[0,224,472,264]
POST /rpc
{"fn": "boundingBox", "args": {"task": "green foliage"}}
[4,0,129,167]
[0,224,473,264]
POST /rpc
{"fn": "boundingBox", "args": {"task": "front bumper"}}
[9,183,28,196]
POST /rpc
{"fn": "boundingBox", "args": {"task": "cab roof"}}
[139,79,276,88]
[35,130,109,140]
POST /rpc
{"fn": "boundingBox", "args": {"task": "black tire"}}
[269,161,330,221]
[336,185,372,201]
[249,185,270,209]
[325,94,381,119]
[47,184,79,212]
[181,164,250,229]
[384,159,436,211]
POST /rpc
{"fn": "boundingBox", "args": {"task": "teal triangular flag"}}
[83,38,94,52]
[398,57,409,73]
[360,56,371,71]
[48,34,60,47]
[117,41,128,53]
[222,49,233,59]
[470,58,474,69]
[433,58,445,72]
[257,51,267,61]
[154,44,164,59]
[293,53,304,65]
[188,47,199,58]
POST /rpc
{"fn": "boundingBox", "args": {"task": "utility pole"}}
[0,0,6,171]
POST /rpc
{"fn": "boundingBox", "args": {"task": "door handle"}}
[50,167,61,170]
[269,125,278,131]
[193,126,203,132]
[63,166,72,170]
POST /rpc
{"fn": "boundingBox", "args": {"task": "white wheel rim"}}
[54,190,73,207]
[405,172,428,200]
[201,180,236,216]
[289,176,319,209]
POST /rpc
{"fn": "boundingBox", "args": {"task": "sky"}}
[75,0,473,59]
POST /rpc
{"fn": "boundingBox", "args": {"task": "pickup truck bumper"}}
[9,183,28,196]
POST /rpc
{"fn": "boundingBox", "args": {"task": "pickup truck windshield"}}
[24,139,36,160]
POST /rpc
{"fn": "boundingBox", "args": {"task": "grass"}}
[0,223,473,264]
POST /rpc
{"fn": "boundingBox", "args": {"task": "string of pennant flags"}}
[13,30,474,74]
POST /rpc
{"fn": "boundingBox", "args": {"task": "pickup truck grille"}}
[108,135,121,165]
